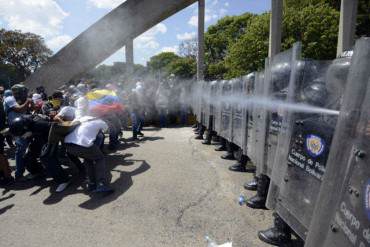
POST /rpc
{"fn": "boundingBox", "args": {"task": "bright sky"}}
[0,0,270,66]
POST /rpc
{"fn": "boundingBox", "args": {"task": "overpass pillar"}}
[268,0,283,58]
[337,0,358,56]
[126,38,134,74]
[197,0,205,81]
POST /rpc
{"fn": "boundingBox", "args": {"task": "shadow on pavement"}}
[139,136,164,142]
[41,153,151,210]
[0,193,15,202]
[0,204,14,215]
[79,160,150,210]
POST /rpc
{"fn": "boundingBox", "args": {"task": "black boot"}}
[221,141,235,160]
[229,155,252,172]
[202,131,212,145]
[221,152,235,160]
[212,135,220,143]
[244,161,256,173]
[229,161,246,172]
[215,138,226,151]
[258,213,291,246]
[244,176,258,191]
[195,126,205,139]
[246,174,269,209]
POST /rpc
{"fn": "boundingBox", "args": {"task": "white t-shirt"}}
[56,106,76,121]
[3,96,22,124]
[64,116,108,147]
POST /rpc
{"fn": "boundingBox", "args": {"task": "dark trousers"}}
[41,145,69,184]
[65,143,108,184]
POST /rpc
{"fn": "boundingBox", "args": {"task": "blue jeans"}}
[15,137,30,178]
[158,109,167,128]
[131,112,139,137]
[41,145,69,184]
[137,113,144,132]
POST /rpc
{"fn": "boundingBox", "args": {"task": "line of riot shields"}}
[190,37,370,247]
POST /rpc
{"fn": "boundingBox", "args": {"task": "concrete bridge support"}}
[337,0,359,56]
[197,0,205,81]
[125,39,134,75]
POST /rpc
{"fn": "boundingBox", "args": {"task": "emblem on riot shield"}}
[305,134,325,157]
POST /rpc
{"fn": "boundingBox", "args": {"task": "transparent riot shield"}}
[268,55,352,239]
[305,38,370,247]
[208,80,220,132]
[203,81,213,129]
[214,80,226,135]
[244,71,263,164]
[219,80,233,141]
[192,80,203,123]
[255,46,297,176]
[200,81,208,127]
[231,77,246,148]
[241,73,256,156]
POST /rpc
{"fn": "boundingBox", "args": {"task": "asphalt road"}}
[0,127,273,247]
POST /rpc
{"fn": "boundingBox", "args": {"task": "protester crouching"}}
[63,97,114,194]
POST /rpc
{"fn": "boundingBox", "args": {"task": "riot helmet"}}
[300,78,328,107]
[325,57,351,101]
[11,84,28,104]
[271,61,291,91]
[9,116,32,136]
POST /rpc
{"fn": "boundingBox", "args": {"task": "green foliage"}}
[357,0,370,37]
[146,52,180,74]
[283,4,339,59]
[225,4,339,78]
[167,57,196,79]
[204,13,255,80]
[0,29,52,81]
[225,13,270,79]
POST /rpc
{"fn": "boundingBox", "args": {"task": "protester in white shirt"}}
[63,99,113,194]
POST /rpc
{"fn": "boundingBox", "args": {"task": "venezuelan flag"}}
[86,89,124,116]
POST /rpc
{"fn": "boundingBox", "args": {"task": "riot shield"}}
[214,80,226,135]
[232,77,247,148]
[267,54,352,239]
[244,71,263,164]
[192,80,203,123]
[305,38,370,247]
[208,80,220,132]
[200,80,208,127]
[218,79,234,141]
[255,45,298,177]
[240,73,256,156]
[203,81,213,129]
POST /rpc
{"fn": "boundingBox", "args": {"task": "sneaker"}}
[56,180,71,193]
[0,177,14,186]
[87,182,97,191]
[137,132,144,137]
[93,183,114,195]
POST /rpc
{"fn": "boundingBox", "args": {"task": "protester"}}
[63,96,114,194]
[5,84,35,180]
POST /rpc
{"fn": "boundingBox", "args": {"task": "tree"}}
[0,29,52,81]
[204,13,255,80]
[284,0,369,37]
[225,4,339,78]
[225,13,270,78]
[147,52,180,75]
[167,57,196,79]
[356,0,370,37]
[178,38,197,59]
